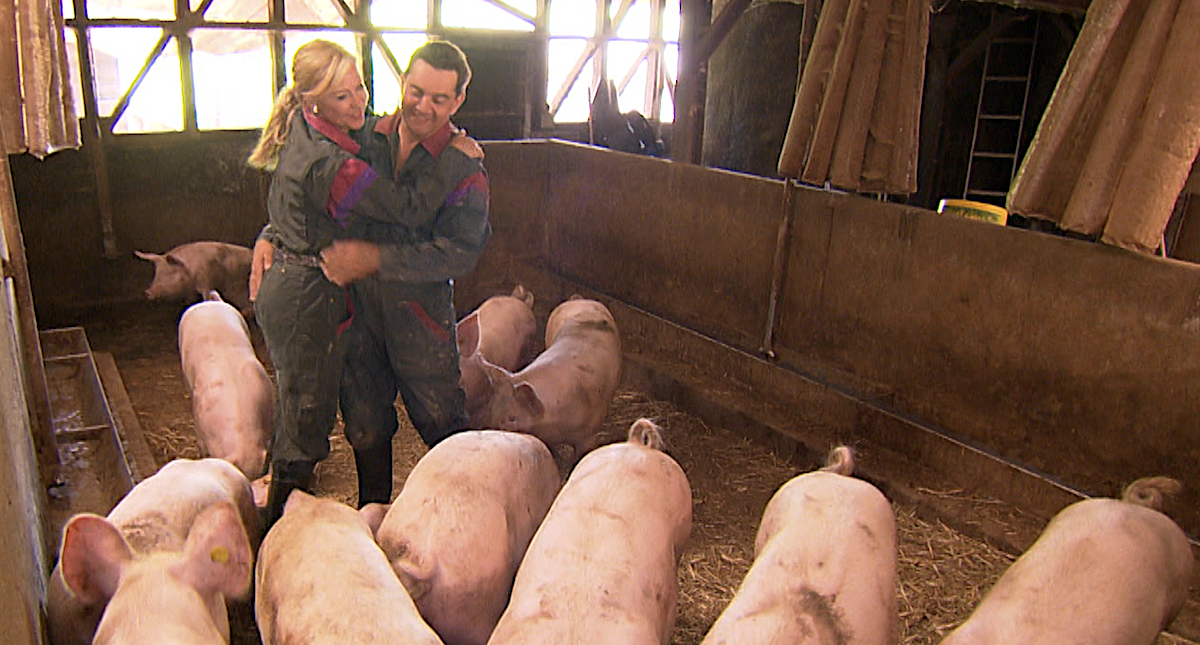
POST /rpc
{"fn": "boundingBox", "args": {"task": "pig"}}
[474,296,621,467]
[135,241,253,315]
[57,501,253,645]
[487,418,692,645]
[47,458,259,645]
[700,446,898,645]
[178,291,274,480]
[457,285,538,424]
[369,430,562,645]
[255,490,444,645]
[938,476,1194,645]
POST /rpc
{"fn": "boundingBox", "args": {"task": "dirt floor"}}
[59,299,1191,645]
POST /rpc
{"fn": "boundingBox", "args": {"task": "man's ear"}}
[449,91,466,116]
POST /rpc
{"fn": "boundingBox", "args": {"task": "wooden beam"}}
[673,0,752,165]
[0,119,60,489]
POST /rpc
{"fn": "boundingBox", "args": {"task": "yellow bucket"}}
[938,199,1008,226]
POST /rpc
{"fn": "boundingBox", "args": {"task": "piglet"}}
[135,241,253,315]
[458,285,538,424]
[475,296,621,467]
[700,446,898,645]
[178,291,273,480]
[255,490,444,645]
[938,476,1194,645]
[47,458,259,645]
[369,430,561,645]
[487,418,692,645]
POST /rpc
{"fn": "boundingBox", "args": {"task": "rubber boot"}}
[263,460,315,532]
[354,443,393,508]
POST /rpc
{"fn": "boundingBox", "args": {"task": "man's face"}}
[400,59,465,141]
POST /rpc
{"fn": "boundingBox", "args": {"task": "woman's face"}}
[313,66,368,132]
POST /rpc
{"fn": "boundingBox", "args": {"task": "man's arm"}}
[311,140,482,230]
[320,169,490,285]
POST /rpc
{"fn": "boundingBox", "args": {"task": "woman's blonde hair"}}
[247,40,360,171]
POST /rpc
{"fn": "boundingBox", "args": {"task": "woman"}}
[247,40,482,527]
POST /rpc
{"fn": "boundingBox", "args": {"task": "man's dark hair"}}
[408,40,472,96]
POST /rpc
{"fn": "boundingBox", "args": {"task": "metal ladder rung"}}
[964,7,1040,201]
[992,36,1036,45]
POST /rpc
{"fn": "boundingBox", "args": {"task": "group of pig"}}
[135,240,626,476]
[51,240,1190,644]
[44,418,688,645]
[45,433,1195,645]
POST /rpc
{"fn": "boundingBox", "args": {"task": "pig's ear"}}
[165,254,187,268]
[60,514,131,606]
[133,250,159,262]
[513,382,545,418]
[176,502,253,600]
[359,503,390,539]
[457,311,480,357]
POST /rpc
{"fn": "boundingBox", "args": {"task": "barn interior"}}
[3,0,1200,644]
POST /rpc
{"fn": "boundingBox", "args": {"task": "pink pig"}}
[368,430,561,645]
[178,291,273,480]
[938,476,1194,645]
[475,296,621,466]
[47,458,259,645]
[58,502,253,645]
[700,446,898,645]
[487,419,692,645]
[135,241,253,315]
[457,285,538,425]
[255,490,444,645]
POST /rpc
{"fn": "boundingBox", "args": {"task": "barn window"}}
[60,0,680,135]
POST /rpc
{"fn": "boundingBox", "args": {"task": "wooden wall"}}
[11,137,1200,540]
[472,140,1200,538]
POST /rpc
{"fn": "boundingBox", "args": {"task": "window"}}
[62,0,680,134]
[546,0,679,123]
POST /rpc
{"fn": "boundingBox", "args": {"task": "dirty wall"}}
[473,140,1200,536]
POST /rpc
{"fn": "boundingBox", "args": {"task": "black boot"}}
[354,444,393,508]
[263,460,315,531]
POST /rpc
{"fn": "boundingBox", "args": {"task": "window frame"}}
[63,0,679,135]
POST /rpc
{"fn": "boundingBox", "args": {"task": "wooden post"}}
[761,178,798,358]
[671,0,709,164]
[0,124,60,488]
[672,0,751,165]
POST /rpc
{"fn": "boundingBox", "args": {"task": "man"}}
[319,40,490,507]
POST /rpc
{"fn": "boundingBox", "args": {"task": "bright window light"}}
[548,37,594,123]
[549,0,597,36]
[442,0,535,31]
[89,27,183,133]
[87,0,173,20]
[193,30,274,130]
[370,0,427,29]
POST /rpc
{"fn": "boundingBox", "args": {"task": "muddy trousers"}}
[254,262,350,527]
[340,279,469,506]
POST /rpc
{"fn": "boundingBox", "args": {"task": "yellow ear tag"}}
[210,546,230,563]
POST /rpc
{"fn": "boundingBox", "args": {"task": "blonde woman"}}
[247,39,482,528]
